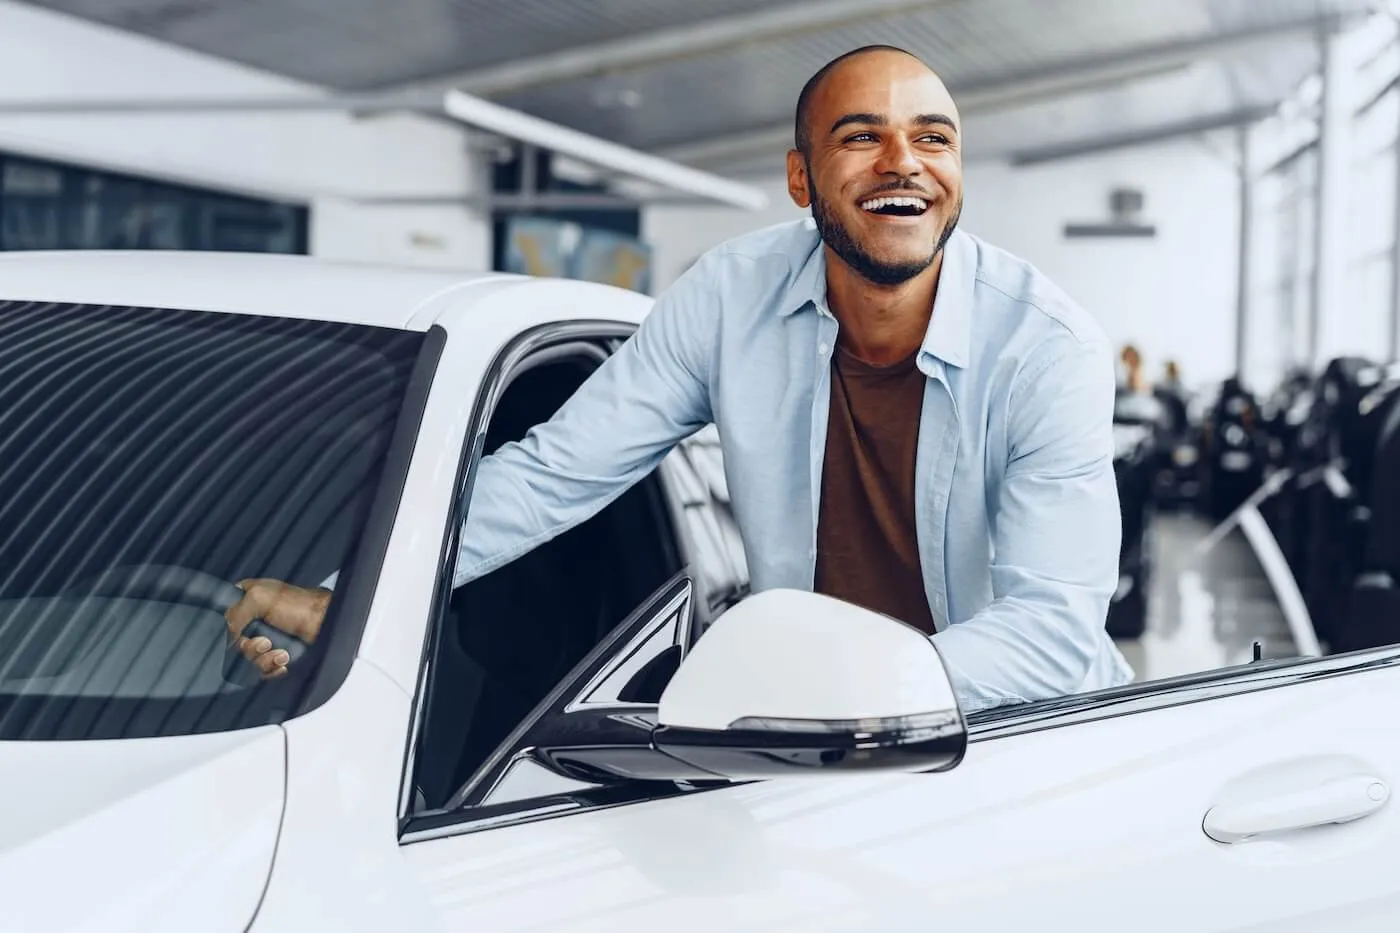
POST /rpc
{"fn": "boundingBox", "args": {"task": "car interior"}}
[411,342,688,812]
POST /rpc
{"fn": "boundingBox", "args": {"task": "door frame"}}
[395,320,722,842]
[968,642,1400,741]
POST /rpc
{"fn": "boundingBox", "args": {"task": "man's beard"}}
[810,183,962,287]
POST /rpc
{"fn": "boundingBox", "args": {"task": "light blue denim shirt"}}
[454,218,1134,712]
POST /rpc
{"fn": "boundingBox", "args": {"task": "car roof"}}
[0,250,524,330]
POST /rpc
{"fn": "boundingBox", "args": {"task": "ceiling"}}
[16,0,1382,172]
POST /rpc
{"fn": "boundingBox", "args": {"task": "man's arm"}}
[450,261,719,586]
[230,254,723,673]
[932,336,1124,712]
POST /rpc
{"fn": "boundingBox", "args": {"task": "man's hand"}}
[224,579,331,680]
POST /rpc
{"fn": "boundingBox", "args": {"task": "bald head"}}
[793,45,955,155]
[785,44,964,288]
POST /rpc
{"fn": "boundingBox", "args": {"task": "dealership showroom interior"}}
[6,0,1400,930]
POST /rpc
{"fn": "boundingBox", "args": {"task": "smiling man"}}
[230,45,1134,711]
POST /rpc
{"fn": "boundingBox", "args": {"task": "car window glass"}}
[0,298,425,740]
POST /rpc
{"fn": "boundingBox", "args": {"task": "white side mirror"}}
[654,589,966,779]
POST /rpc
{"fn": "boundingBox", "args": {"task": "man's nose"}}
[873,135,922,177]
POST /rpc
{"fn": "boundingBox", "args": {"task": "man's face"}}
[787,51,964,286]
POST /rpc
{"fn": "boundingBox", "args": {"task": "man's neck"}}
[824,248,944,366]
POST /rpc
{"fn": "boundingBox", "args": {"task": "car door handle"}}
[1203,775,1390,844]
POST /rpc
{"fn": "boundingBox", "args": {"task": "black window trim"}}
[397,318,708,836]
[402,573,700,845]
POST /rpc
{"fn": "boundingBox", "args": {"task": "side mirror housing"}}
[652,589,966,779]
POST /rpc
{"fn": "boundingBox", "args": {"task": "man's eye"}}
[921,134,951,145]
[845,133,877,143]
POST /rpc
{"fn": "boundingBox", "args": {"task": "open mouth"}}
[859,195,930,217]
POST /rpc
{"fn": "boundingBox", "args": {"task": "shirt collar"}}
[779,225,975,370]
[920,227,974,370]
[779,220,830,318]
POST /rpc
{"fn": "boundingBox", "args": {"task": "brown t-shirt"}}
[813,345,937,635]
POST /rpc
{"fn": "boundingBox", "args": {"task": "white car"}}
[0,250,1397,933]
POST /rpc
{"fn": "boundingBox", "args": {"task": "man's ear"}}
[786,150,811,209]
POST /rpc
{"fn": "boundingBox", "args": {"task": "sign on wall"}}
[502,216,652,293]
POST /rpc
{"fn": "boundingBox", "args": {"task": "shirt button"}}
[817,342,829,356]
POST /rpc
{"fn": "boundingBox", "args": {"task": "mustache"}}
[857,180,935,200]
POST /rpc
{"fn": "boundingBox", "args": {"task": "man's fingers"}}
[236,635,288,669]
[239,635,273,661]
[232,633,291,679]
[225,591,268,640]
[255,649,290,675]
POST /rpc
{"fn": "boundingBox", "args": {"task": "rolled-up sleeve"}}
[933,335,1123,711]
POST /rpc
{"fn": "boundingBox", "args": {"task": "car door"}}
[401,641,1400,932]
[393,306,1400,931]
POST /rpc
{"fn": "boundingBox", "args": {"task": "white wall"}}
[643,175,806,289]
[642,142,1242,388]
[0,1,490,270]
[960,143,1242,389]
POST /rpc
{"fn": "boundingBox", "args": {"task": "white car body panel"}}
[253,660,438,933]
[1,252,1397,932]
[0,249,514,329]
[393,658,1400,933]
[0,726,285,933]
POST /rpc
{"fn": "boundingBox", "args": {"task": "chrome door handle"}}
[1203,775,1390,844]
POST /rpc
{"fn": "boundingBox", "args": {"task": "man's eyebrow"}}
[829,112,885,134]
[915,113,959,132]
[829,112,959,134]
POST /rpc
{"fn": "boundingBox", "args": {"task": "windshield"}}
[0,298,427,740]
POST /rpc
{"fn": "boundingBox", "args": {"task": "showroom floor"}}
[1116,511,1295,684]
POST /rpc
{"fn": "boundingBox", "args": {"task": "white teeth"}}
[860,196,929,212]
